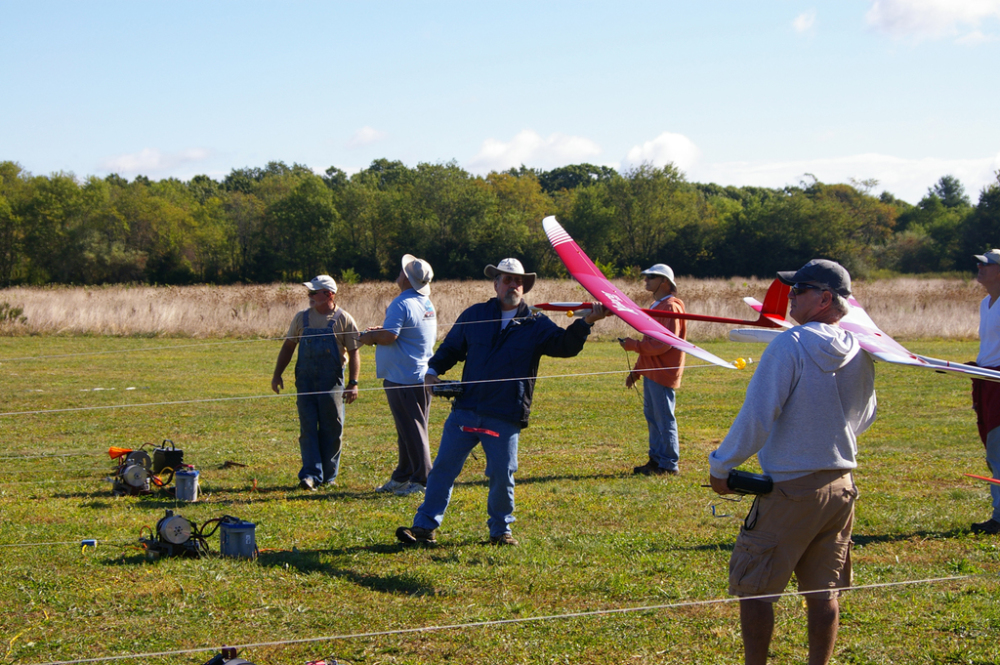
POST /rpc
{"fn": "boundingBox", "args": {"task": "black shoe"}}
[634,461,677,476]
[633,458,659,475]
[396,526,437,545]
[971,518,1000,534]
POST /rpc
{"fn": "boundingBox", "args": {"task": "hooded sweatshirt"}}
[709,321,877,483]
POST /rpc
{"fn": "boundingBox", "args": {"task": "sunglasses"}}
[500,275,524,286]
[790,283,824,296]
[308,290,328,296]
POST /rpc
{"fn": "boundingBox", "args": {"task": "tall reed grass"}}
[0,276,983,341]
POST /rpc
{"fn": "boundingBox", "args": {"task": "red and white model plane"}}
[541,216,736,369]
[541,215,1000,384]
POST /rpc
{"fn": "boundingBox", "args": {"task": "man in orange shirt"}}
[620,264,686,476]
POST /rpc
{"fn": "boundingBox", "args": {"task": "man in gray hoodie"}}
[709,259,877,665]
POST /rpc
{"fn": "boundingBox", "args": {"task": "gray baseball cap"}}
[776,259,851,297]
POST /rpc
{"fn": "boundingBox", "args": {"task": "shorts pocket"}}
[729,530,780,594]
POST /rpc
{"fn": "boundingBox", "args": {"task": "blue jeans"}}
[413,409,520,538]
[643,377,679,472]
[296,387,344,484]
[987,427,1000,521]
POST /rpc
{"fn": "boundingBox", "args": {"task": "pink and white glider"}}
[731,292,1000,383]
[542,216,734,369]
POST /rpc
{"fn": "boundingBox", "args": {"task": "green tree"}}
[264,176,340,280]
[538,163,617,193]
[930,175,971,209]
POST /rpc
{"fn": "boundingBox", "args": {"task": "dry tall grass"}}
[0,276,983,341]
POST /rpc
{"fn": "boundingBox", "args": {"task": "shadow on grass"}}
[66,472,629,507]
[253,545,480,595]
[455,471,626,488]
[852,528,967,546]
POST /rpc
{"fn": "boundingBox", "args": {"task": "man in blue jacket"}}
[396,258,608,546]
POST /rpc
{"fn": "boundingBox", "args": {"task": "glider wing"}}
[542,216,734,369]
[840,297,1000,383]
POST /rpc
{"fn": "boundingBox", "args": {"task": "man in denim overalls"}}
[272,275,361,490]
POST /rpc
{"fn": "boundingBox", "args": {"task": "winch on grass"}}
[139,511,257,560]
[108,442,191,498]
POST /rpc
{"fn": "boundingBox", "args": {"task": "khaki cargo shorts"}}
[728,469,857,601]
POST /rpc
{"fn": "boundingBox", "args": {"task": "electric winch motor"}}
[139,509,209,560]
[113,450,154,496]
[138,511,257,561]
[110,444,182,497]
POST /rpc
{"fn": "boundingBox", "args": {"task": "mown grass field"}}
[1,335,998,665]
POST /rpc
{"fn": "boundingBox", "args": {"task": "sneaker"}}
[394,481,426,496]
[489,532,519,546]
[396,526,437,545]
[376,478,407,493]
[971,518,1000,534]
[299,477,317,491]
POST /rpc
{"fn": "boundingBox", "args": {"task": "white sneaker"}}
[376,478,407,493]
[394,481,426,496]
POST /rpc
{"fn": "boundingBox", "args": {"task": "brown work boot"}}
[489,532,519,546]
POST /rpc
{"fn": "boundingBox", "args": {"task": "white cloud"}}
[691,152,1000,204]
[866,0,1000,41]
[793,10,817,33]
[346,126,388,149]
[466,130,602,173]
[622,132,701,172]
[98,148,211,176]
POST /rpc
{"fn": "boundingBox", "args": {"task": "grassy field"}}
[0,332,998,665]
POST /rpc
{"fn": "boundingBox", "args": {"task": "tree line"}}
[1,158,998,286]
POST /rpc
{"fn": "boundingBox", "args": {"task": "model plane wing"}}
[841,297,1000,382]
[737,292,1000,383]
[542,216,734,369]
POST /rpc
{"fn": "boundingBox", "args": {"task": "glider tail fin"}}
[756,279,790,327]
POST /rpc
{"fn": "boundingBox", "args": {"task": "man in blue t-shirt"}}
[358,255,437,496]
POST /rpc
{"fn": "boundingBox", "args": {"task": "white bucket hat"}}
[402,254,433,295]
[484,258,536,293]
[302,275,338,293]
[640,263,676,289]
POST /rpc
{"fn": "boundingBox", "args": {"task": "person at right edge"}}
[619,263,686,476]
[970,249,1000,535]
[708,259,877,665]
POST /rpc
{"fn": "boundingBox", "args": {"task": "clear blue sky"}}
[2,0,998,203]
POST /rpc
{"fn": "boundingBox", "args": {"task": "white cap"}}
[302,275,338,293]
[974,249,1000,265]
